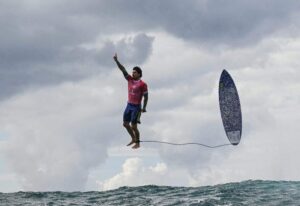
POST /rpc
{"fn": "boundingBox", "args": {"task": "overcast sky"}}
[0,0,299,192]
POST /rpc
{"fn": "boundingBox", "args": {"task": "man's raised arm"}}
[113,53,128,77]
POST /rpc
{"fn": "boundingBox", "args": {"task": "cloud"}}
[1,29,299,191]
[133,31,300,187]
[67,0,300,46]
[0,73,127,191]
[0,30,154,100]
[1,0,299,100]
[188,116,300,186]
[99,157,186,191]
[0,1,155,99]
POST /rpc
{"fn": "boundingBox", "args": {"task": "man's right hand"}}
[113,53,118,61]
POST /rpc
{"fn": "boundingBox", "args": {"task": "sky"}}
[0,0,299,192]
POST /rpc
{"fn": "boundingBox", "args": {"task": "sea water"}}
[0,180,299,205]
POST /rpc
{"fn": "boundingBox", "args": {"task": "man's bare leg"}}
[131,123,140,149]
[123,122,136,146]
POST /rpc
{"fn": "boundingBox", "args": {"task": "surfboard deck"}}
[219,69,242,145]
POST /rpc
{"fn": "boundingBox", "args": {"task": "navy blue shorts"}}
[123,103,141,124]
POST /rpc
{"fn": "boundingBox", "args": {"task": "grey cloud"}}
[159,0,300,45]
[78,0,300,45]
[0,1,154,99]
[97,33,154,67]
[0,30,153,100]
[1,0,299,100]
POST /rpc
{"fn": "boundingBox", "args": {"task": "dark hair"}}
[133,66,142,77]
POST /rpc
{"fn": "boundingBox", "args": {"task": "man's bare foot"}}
[127,140,135,146]
[132,142,140,149]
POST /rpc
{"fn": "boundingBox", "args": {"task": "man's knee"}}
[130,123,137,130]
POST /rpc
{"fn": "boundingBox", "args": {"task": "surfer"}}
[113,53,148,149]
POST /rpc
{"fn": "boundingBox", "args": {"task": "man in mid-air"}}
[113,53,148,149]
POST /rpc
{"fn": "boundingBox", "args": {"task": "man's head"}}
[132,66,142,79]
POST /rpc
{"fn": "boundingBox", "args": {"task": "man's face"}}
[132,70,140,80]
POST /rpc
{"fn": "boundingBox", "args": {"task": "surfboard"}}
[219,70,242,145]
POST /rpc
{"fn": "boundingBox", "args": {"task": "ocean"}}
[0,180,299,205]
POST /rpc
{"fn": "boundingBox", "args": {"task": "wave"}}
[0,180,299,205]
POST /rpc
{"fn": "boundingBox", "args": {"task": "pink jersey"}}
[126,75,148,105]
